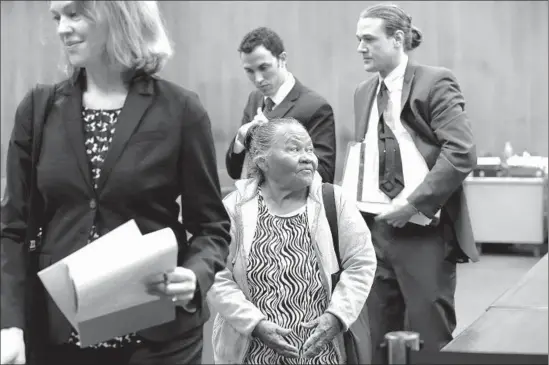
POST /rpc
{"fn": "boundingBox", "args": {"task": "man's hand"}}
[233,107,269,153]
[300,313,342,358]
[252,320,299,358]
[375,200,418,228]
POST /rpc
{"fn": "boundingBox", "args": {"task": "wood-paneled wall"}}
[1,1,547,186]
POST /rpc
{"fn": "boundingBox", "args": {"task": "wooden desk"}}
[443,307,547,355]
[443,254,548,356]
[491,255,548,309]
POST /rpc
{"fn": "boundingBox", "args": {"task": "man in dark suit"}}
[226,27,336,183]
[350,4,478,362]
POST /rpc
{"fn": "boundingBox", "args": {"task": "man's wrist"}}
[406,200,421,215]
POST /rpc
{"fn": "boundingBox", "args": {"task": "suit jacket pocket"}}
[128,130,166,145]
[126,130,167,165]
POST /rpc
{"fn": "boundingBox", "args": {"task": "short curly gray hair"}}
[244,118,306,184]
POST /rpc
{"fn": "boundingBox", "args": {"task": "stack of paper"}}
[341,141,439,226]
[38,220,178,347]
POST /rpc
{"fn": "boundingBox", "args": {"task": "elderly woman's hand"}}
[300,313,342,358]
[252,320,300,358]
[149,267,197,307]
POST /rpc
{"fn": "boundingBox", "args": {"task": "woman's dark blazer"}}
[1,71,231,344]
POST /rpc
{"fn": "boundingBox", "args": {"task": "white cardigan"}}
[206,174,377,364]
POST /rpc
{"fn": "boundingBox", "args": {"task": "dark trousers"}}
[363,214,458,364]
[39,326,203,365]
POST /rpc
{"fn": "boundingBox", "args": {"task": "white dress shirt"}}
[233,71,296,154]
[266,71,296,108]
[359,54,432,208]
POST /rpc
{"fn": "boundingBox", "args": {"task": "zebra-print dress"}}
[243,192,339,364]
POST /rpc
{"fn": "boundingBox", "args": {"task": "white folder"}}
[341,141,439,226]
[38,220,178,347]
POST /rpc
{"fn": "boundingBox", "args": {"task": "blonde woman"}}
[0,1,230,364]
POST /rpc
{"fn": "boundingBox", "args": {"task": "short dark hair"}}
[238,27,285,57]
[360,4,423,51]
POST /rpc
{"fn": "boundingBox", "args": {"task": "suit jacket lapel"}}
[401,61,416,110]
[355,62,416,142]
[96,76,154,191]
[399,62,424,143]
[355,78,378,141]
[265,79,301,119]
[399,62,436,165]
[59,77,94,191]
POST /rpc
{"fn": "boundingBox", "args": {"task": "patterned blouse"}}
[66,107,141,348]
[243,192,339,364]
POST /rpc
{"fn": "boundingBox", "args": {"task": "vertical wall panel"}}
[1,1,547,187]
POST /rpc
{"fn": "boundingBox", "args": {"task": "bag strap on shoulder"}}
[322,182,341,268]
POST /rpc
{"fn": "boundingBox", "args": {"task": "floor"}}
[201,245,544,363]
[0,177,544,360]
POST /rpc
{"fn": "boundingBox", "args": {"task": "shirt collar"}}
[266,71,296,106]
[379,54,408,92]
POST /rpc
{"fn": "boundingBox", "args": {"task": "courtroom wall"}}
[1,1,547,186]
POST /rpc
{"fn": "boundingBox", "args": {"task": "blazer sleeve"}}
[225,93,254,180]
[325,186,377,331]
[407,69,477,218]
[1,89,35,330]
[307,102,336,183]
[178,93,231,306]
[206,192,266,336]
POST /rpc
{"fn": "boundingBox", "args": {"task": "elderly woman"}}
[207,118,377,364]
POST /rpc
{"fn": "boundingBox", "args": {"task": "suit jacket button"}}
[89,199,97,209]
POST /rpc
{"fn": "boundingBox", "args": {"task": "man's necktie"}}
[377,81,405,199]
[263,97,275,113]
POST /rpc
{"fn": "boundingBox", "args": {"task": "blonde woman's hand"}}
[149,267,197,307]
[1,327,25,364]
[300,313,342,358]
[252,319,299,358]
